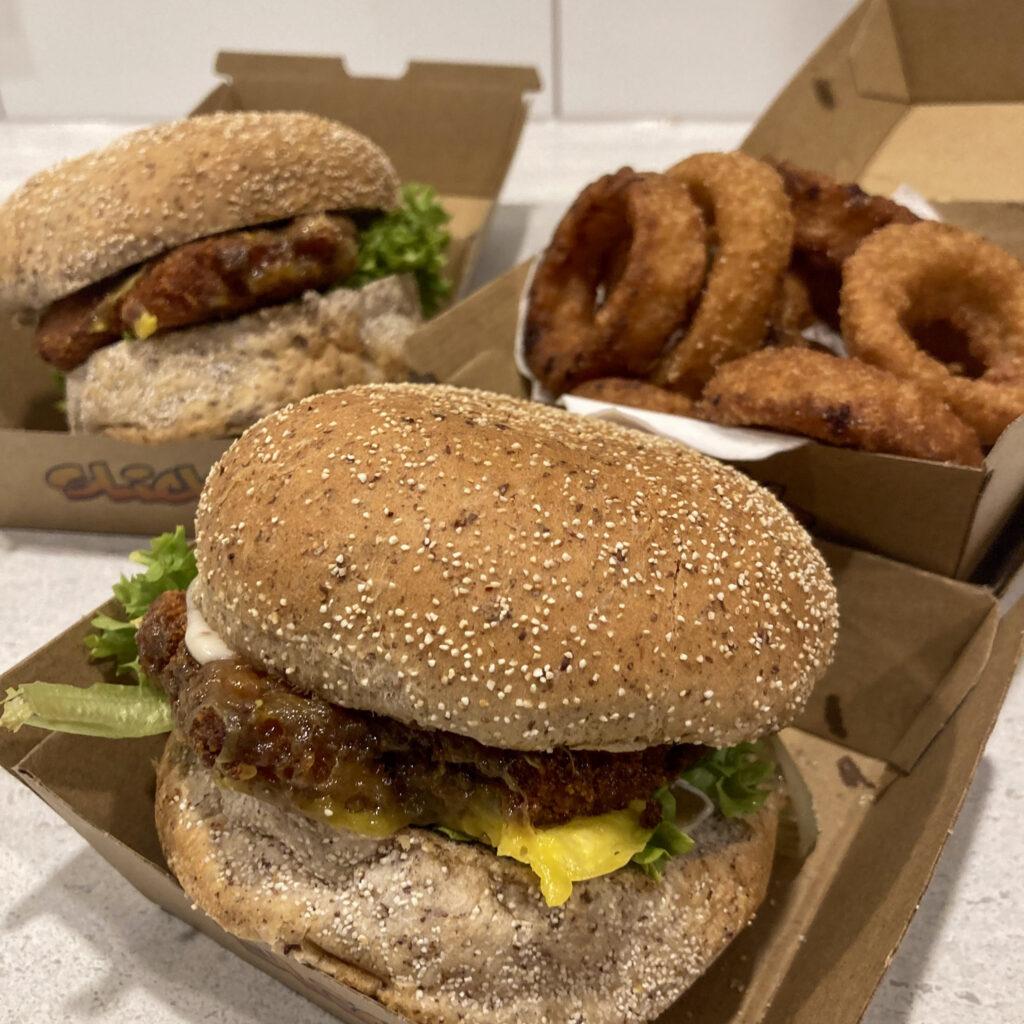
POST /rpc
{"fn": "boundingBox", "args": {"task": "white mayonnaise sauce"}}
[184,579,235,664]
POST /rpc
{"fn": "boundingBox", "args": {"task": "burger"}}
[3,384,838,1023]
[0,112,450,443]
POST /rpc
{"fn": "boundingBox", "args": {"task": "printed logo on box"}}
[45,461,203,504]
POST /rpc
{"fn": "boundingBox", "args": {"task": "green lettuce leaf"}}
[83,526,197,682]
[349,183,452,316]
[0,680,173,738]
[682,741,776,818]
[630,786,695,879]
[2,528,195,738]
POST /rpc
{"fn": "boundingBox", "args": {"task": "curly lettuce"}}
[632,743,776,881]
[428,743,777,901]
[630,786,696,879]
[1,528,193,738]
[682,741,776,818]
[349,183,452,316]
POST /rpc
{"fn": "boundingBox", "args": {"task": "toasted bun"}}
[65,277,419,444]
[156,734,778,1024]
[0,111,399,310]
[192,385,838,750]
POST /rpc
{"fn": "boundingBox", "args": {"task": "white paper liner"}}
[514,183,941,462]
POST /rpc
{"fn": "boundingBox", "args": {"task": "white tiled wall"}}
[559,0,858,118]
[0,0,859,122]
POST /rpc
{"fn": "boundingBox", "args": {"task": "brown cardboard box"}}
[738,0,1024,582]
[2,542,1021,1023]
[0,51,538,536]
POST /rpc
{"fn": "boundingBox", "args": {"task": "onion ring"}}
[654,152,794,395]
[524,169,706,395]
[569,377,695,417]
[764,272,815,349]
[699,348,983,467]
[841,222,1024,444]
[774,162,919,328]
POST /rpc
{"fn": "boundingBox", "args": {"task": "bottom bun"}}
[156,733,778,1024]
[65,275,420,444]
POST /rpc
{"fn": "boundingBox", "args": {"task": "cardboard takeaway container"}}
[0,51,538,537]
[739,0,1024,584]
[406,0,1024,585]
[2,543,1021,1023]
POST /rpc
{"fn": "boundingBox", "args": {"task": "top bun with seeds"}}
[0,111,399,310]
[192,382,838,751]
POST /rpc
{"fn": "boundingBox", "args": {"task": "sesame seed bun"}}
[0,111,399,310]
[156,733,779,1024]
[192,384,838,751]
[65,276,420,444]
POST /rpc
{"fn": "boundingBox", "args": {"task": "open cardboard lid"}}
[743,0,1024,256]
[196,52,541,202]
[3,543,1021,1023]
[0,52,538,536]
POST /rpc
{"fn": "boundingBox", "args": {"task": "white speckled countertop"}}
[1,120,1022,1024]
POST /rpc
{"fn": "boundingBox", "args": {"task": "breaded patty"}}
[137,590,701,828]
[37,213,358,370]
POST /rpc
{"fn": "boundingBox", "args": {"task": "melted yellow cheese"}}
[491,806,651,905]
[132,311,159,339]
[219,774,654,906]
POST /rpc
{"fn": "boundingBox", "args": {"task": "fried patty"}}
[138,591,701,829]
[37,213,359,370]
[773,162,919,328]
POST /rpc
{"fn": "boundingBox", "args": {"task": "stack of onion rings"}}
[701,348,984,466]
[841,221,1024,445]
[523,168,706,395]
[654,151,794,394]
[522,152,1024,462]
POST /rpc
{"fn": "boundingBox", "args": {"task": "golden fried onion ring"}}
[700,347,983,467]
[655,152,794,395]
[524,169,706,395]
[841,222,1024,445]
[569,377,695,417]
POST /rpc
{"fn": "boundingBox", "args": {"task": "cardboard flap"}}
[0,601,120,772]
[742,3,906,178]
[882,0,1024,103]
[402,61,541,94]
[738,444,985,578]
[0,425,225,536]
[196,52,540,198]
[762,595,1024,1024]
[215,51,353,83]
[214,52,540,96]
[851,1,1024,104]
[849,0,909,103]
[959,416,1024,577]
[803,544,998,769]
[403,261,528,392]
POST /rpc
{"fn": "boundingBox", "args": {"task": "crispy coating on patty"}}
[37,213,359,370]
[699,348,984,467]
[137,590,701,828]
